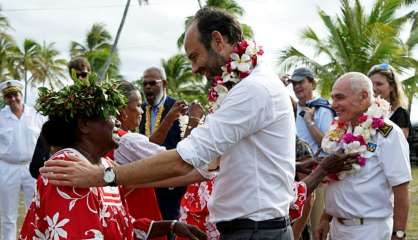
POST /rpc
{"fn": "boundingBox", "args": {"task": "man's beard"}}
[205,48,227,81]
[152,84,165,106]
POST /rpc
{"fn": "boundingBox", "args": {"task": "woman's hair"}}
[118,80,138,99]
[368,63,407,109]
[41,116,78,148]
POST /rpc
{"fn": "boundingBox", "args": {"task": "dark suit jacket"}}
[139,96,181,150]
[138,95,186,220]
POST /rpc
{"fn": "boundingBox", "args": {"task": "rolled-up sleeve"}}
[177,81,271,169]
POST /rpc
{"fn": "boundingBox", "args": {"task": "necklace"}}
[208,39,263,112]
[322,96,390,180]
[145,105,165,137]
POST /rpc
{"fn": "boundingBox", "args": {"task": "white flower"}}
[214,85,229,109]
[179,115,189,138]
[46,212,69,240]
[321,138,340,153]
[230,53,251,72]
[99,206,111,227]
[367,97,390,118]
[34,228,50,240]
[244,41,257,56]
[222,71,239,83]
[344,141,367,154]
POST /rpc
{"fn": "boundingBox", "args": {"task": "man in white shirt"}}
[315,72,411,240]
[289,67,335,233]
[40,7,296,239]
[0,80,46,240]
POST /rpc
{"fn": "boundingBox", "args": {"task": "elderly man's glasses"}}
[142,79,162,87]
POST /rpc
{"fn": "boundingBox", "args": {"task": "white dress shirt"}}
[177,62,296,223]
[0,105,46,164]
[325,120,412,218]
[115,132,166,165]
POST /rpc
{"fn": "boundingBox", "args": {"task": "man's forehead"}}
[143,69,161,79]
[184,23,199,54]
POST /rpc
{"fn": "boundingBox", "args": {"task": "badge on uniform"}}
[367,142,377,152]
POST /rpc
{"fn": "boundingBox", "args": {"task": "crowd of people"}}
[0,6,413,240]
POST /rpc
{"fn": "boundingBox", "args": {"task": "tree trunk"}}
[98,0,131,82]
[24,68,28,104]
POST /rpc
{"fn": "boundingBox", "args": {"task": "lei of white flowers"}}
[321,96,390,180]
[207,40,264,111]
[179,115,205,138]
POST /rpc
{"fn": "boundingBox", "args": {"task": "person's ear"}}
[211,31,225,53]
[77,119,91,134]
[162,79,168,89]
[119,108,128,121]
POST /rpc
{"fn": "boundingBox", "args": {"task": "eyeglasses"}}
[368,63,395,80]
[76,72,89,79]
[142,79,162,87]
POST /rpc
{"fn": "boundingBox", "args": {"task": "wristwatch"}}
[308,121,315,127]
[103,167,117,186]
[392,230,406,239]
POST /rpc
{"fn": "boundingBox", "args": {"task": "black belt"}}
[216,216,290,234]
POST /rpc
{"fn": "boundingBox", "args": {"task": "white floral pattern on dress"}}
[46,212,69,240]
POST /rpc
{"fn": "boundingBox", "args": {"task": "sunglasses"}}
[76,72,89,79]
[142,79,162,87]
[368,63,395,80]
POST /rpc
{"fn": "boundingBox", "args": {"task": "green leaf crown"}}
[36,72,127,122]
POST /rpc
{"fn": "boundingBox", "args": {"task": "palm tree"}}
[162,53,208,104]
[0,13,19,81]
[0,33,19,81]
[31,42,67,89]
[277,0,417,99]
[70,23,121,79]
[13,39,42,103]
[176,0,252,49]
[402,11,418,111]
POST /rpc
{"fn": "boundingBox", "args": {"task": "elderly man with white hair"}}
[315,72,411,240]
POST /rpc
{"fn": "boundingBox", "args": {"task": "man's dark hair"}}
[68,56,91,74]
[193,7,243,50]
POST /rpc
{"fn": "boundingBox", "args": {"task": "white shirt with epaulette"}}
[325,119,412,218]
[0,105,46,164]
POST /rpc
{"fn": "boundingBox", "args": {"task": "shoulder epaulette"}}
[377,122,393,138]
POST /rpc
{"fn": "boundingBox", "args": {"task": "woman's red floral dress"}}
[19,148,153,240]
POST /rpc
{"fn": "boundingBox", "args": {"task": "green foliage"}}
[70,23,121,80]
[36,73,127,122]
[278,0,418,100]
[161,53,208,105]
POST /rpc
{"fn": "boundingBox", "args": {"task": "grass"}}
[409,166,418,238]
[6,167,418,238]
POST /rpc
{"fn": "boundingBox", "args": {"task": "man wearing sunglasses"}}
[68,56,91,80]
[139,67,188,237]
[0,80,46,240]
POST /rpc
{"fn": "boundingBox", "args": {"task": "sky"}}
[2,0,418,122]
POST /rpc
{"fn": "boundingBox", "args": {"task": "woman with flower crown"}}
[19,76,206,240]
